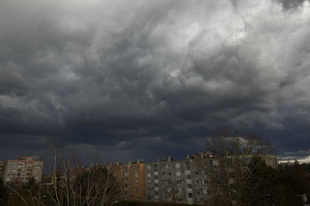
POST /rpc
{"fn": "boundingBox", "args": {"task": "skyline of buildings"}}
[0,151,279,205]
[107,151,278,204]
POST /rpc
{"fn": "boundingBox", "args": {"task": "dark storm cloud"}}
[1,0,310,163]
[277,0,307,8]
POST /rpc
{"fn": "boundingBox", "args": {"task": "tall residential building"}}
[145,153,216,205]
[109,152,277,205]
[2,156,44,184]
[145,152,278,205]
[108,159,146,202]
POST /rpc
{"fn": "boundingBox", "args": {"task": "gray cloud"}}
[0,0,310,163]
[276,0,307,8]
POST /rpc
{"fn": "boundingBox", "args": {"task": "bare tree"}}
[4,140,120,206]
[41,140,120,206]
[196,129,276,206]
[162,180,185,204]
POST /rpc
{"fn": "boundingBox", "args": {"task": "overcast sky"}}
[0,0,310,164]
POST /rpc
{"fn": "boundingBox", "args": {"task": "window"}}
[166,164,170,169]
[186,166,190,170]
[188,193,193,198]
[187,175,191,179]
[203,189,209,195]
[187,184,192,188]
[177,180,182,185]
[176,163,180,168]
[176,171,181,177]
[155,176,158,179]
[135,173,138,178]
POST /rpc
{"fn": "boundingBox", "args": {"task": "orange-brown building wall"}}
[110,162,145,202]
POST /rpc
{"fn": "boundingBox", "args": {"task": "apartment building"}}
[108,159,146,202]
[145,153,217,205]
[109,152,277,205]
[2,156,44,184]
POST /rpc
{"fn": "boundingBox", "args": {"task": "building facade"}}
[110,152,278,205]
[109,159,146,202]
[1,156,43,184]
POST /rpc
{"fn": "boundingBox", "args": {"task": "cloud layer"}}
[0,0,310,163]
